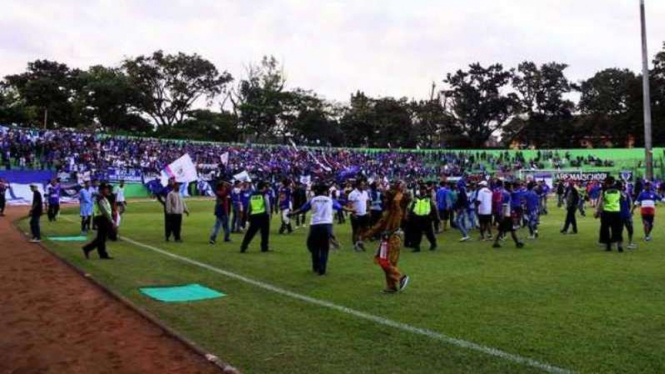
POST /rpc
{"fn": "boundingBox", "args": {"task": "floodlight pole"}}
[640,0,654,181]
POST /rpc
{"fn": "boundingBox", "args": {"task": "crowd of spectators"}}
[0,126,621,183]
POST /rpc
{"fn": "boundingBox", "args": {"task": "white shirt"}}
[115,186,125,203]
[348,189,370,216]
[307,196,337,225]
[476,187,493,215]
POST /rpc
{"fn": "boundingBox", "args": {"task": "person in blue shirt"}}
[493,181,524,249]
[79,180,94,235]
[619,181,636,249]
[46,178,61,222]
[523,182,541,239]
[632,181,664,241]
[278,179,294,234]
[454,183,470,242]
[240,182,252,230]
[467,183,479,230]
[435,181,450,232]
[290,183,345,275]
[230,181,242,233]
[510,182,525,230]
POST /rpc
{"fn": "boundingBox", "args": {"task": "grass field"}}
[18,200,665,374]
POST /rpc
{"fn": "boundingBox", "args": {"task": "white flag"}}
[220,152,229,165]
[233,170,251,182]
[161,154,198,186]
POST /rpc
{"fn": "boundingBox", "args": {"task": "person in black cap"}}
[82,183,115,259]
[240,181,271,252]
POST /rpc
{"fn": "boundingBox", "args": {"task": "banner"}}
[108,168,143,183]
[220,152,229,165]
[233,171,251,182]
[161,154,198,186]
[553,171,609,182]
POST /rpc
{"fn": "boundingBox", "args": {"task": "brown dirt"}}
[0,208,227,374]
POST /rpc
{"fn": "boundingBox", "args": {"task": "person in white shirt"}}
[114,180,127,218]
[347,180,370,251]
[475,181,494,240]
[290,183,346,275]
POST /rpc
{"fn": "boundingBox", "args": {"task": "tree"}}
[578,68,642,146]
[410,83,456,147]
[163,109,239,142]
[650,42,665,144]
[230,56,288,141]
[4,60,78,127]
[280,89,343,146]
[508,62,576,147]
[442,63,519,147]
[74,65,151,133]
[123,50,232,128]
[339,91,378,147]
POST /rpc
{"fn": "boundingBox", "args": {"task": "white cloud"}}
[1,0,664,102]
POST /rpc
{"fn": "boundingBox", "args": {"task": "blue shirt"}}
[47,184,61,205]
[524,190,540,213]
[511,189,524,209]
[436,187,449,210]
[79,188,93,216]
[279,187,292,210]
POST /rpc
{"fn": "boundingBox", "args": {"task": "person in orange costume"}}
[362,181,411,293]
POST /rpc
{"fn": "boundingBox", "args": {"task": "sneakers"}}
[645,236,652,242]
[383,288,398,294]
[528,235,536,240]
[29,238,41,243]
[399,275,410,291]
[459,236,471,242]
[429,245,437,251]
[516,242,525,249]
[627,243,637,250]
[209,239,216,245]
[354,241,366,252]
[411,247,421,253]
[493,243,501,248]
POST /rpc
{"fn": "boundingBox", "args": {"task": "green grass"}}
[18,200,665,374]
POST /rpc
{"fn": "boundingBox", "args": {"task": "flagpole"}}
[640,0,654,181]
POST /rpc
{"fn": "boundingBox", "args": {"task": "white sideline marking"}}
[120,236,574,374]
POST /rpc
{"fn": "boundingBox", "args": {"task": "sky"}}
[1,0,665,103]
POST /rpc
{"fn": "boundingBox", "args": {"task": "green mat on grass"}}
[48,236,89,242]
[139,284,225,303]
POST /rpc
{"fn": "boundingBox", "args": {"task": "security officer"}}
[408,184,438,252]
[82,183,115,260]
[240,181,271,253]
[595,177,624,252]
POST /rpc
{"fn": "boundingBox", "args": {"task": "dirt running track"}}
[0,208,227,374]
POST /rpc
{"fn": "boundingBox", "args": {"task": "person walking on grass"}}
[619,181,636,249]
[408,184,438,252]
[633,181,664,242]
[28,184,43,243]
[46,178,61,222]
[165,181,189,243]
[82,183,115,259]
[278,179,294,235]
[475,181,493,240]
[493,181,525,249]
[523,182,540,240]
[454,182,471,242]
[347,180,370,251]
[79,180,93,235]
[290,183,345,276]
[595,177,624,253]
[561,181,579,235]
[240,181,271,253]
[362,181,410,294]
[210,180,232,245]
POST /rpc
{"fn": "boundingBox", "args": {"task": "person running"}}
[408,184,438,252]
[595,177,624,253]
[278,179,294,235]
[240,181,271,253]
[79,180,94,235]
[82,183,115,259]
[493,181,525,249]
[475,181,493,240]
[561,181,579,235]
[362,181,410,294]
[290,183,345,275]
[523,182,540,240]
[633,181,663,242]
